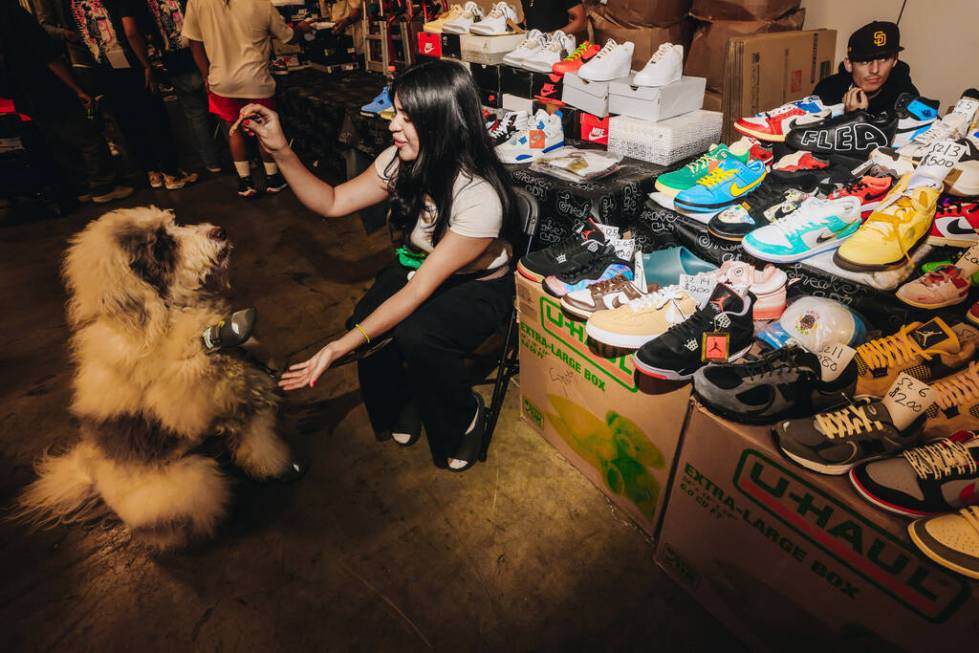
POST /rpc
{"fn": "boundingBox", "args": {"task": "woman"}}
[237,60,516,471]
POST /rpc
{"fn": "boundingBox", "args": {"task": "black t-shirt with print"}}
[522,0,581,33]
[67,0,148,69]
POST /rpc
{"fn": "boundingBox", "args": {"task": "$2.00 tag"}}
[882,372,936,431]
[816,343,856,383]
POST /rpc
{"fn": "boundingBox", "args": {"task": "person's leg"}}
[30,114,87,199]
[55,111,122,197]
[169,70,221,171]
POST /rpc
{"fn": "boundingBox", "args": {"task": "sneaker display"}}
[265,172,288,194]
[852,318,979,400]
[516,221,617,282]
[543,242,635,297]
[694,345,856,425]
[775,397,926,475]
[895,90,979,159]
[927,196,979,246]
[468,1,517,35]
[90,185,134,204]
[679,260,788,321]
[654,140,752,197]
[637,246,717,292]
[586,286,697,349]
[577,39,634,82]
[825,173,896,217]
[495,109,564,163]
[742,196,862,264]
[734,96,830,142]
[708,183,810,242]
[891,92,941,149]
[785,110,897,158]
[850,431,979,518]
[925,362,979,438]
[909,506,979,580]
[945,135,979,197]
[523,31,576,73]
[423,3,462,33]
[552,41,601,74]
[834,175,941,271]
[633,284,755,381]
[896,265,972,308]
[632,43,683,87]
[361,86,392,114]
[502,30,545,66]
[770,157,860,192]
[441,1,483,34]
[560,273,644,319]
[237,176,258,198]
[487,110,529,146]
[164,170,198,190]
[673,157,767,213]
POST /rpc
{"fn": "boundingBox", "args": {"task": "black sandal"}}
[448,393,486,472]
[391,400,422,447]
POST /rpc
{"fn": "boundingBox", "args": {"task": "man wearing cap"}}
[813,21,918,115]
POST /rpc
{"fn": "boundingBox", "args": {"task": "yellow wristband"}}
[354,323,371,344]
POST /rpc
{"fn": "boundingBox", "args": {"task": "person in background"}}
[0,0,132,205]
[142,0,223,173]
[328,0,362,53]
[521,0,585,38]
[813,20,918,115]
[181,0,312,198]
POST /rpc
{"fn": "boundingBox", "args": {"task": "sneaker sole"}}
[894,292,968,309]
[969,311,979,327]
[91,187,134,203]
[633,343,751,381]
[693,391,793,426]
[927,234,977,248]
[516,261,545,283]
[908,519,979,580]
[742,236,848,264]
[653,179,683,197]
[706,225,746,242]
[266,185,288,194]
[777,443,858,475]
[584,322,656,350]
[847,468,934,518]
[559,297,596,320]
[734,122,786,142]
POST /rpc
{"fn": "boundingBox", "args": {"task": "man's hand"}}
[332,17,351,34]
[143,66,158,94]
[843,86,869,113]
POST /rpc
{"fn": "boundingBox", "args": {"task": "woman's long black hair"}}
[385,59,517,248]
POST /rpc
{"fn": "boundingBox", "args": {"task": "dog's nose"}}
[209,226,227,241]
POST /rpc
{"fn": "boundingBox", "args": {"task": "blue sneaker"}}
[741,196,863,264]
[361,86,392,114]
[674,157,768,213]
[496,110,564,164]
[892,92,941,148]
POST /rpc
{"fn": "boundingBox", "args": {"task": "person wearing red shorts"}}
[182,0,311,197]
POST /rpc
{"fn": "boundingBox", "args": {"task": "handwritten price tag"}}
[882,372,936,431]
[914,140,968,186]
[816,343,856,382]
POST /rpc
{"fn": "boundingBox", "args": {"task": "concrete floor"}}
[0,176,739,651]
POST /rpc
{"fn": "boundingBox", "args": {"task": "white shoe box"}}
[608,75,706,122]
[561,72,629,118]
[502,93,534,113]
[461,33,526,65]
[608,110,722,165]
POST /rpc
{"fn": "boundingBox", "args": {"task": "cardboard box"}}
[656,403,979,651]
[417,31,442,58]
[718,29,836,142]
[461,33,527,65]
[562,72,626,118]
[590,13,693,70]
[702,88,723,112]
[516,273,691,535]
[691,0,801,22]
[684,9,806,91]
[608,75,706,122]
[501,66,562,100]
[585,0,691,29]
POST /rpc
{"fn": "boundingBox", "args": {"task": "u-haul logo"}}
[734,450,970,622]
[539,295,636,392]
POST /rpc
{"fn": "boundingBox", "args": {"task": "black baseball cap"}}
[847,21,903,62]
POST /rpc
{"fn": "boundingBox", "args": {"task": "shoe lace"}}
[461,1,482,17]
[959,506,979,535]
[738,347,805,381]
[647,43,671,65]
[697,167,736,189]
[933,361,979,411]
[903,439,977,480]
[815,403,881,439]
[683,149,720,175]
[564,41,591,61]
[591,39,618,61]
[484,2,507,19]
[861,190,932,264]
[627,285,687,312]
[856,322,934,371]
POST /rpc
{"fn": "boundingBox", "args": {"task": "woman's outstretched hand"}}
[278,343,340,390]
[232,104,289,153]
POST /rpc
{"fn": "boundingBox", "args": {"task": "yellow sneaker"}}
[585,286,697,349]
[925,361,979,438]
[909,506,979,580]
[853,318,979,399]
[834,175,941,271]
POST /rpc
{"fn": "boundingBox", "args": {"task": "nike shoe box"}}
[461,33,526,66]
[516,272,691,536]
[656,403,979,652]
[470,63,502,108]
[608,110,723,165]
[608,75,707,123]
[440,33,462,60]
[417,31,442,59]
[579,112,610,148]
[501,66,561,100]
[479,87,502,109]
[561,72,629,119]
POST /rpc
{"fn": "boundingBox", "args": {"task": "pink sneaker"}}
[681,260,787,321]
[896,265,971,308]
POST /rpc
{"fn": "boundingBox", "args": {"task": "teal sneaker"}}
[674,157,768,213]
[654,141,751,197]
[741,196,863,264]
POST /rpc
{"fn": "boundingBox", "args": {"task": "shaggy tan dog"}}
[15,206,293,549]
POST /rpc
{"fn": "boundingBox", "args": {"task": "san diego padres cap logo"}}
[873,30,887,46]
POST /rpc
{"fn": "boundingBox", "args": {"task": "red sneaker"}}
[552,41,601,74]
[827,174,895,218]
[929,196,979,247]
[969,300,979,326]
[749,143,774,168]
[773,150,830,172]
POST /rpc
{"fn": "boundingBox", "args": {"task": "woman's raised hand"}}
[232,104,289,153]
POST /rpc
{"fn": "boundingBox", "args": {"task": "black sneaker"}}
[542,249,634,297]
[266,172,288,194]
[785,110,897,159]
[488,111,527,146]
[633,283,755,381]
[775,399,926,475]
[892,92,941,148]
[237,176,258,198]
[850,431,979,517]
[707,183,810,241]
[770,158,861,191]
[516,221,614,283]
[693,346,856,424]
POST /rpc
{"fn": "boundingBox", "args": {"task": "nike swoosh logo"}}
[947,220,979,236]
[815,232,842,243]
[730,176,764,196]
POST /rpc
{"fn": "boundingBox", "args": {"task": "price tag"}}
[912,139,968,187]
[816,343,856,383]
[881,372,936,431]
[678,272,718,307]
[528,129,546,149]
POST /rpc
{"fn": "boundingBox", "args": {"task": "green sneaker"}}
[654,140,752,198]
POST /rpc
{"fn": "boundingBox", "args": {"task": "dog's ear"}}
[119,225,178,298]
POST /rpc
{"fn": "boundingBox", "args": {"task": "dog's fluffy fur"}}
[15,207,291,549]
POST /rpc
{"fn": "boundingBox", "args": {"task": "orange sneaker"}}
[552,41,600,74]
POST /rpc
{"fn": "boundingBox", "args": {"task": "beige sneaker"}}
[164,170,199,190]
[147,171,164,188]
[924,362,979,438]
[560,274,644,319]
[585,286,696,349]
[909,506,979,580]
[91,185,134,204]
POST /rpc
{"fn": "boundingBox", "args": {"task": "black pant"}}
[96,68,179,175]
[349,263,515,467]
[32,111,118,195]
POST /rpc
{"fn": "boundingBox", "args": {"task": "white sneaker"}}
[577,39,635,82]
[522,31,576,73]
[632,43,683,87]
[897,111,972,159]
[502,29,545,66]
[423,4,462,33]
[468,1,518,35]
[488,110,529,145]
[495,110,565,164]
[442,1,483,34]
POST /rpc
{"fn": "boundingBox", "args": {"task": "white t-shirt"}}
[374,146,511,274]
[181,0,293,99]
